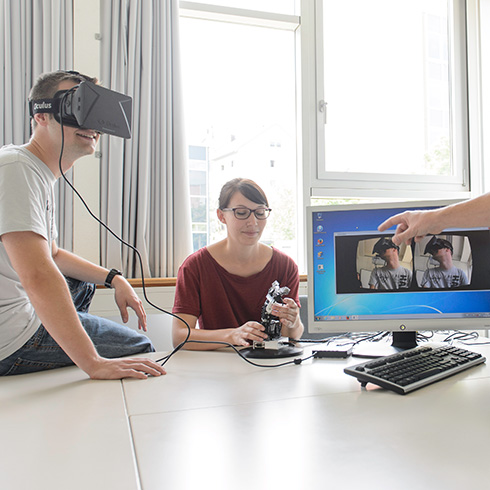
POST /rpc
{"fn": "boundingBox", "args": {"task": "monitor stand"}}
[240,340,304,359]
[352,331,418,359]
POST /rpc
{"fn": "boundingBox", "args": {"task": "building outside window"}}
[188,145,208,251]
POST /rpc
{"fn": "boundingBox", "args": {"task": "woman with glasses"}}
[172,178,303,350]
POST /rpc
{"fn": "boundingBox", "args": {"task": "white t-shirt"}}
[369,265,412,290]
[421,266,469,288]
[0,144,58,360]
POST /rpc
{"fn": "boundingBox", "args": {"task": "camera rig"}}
[240,280,303,359]
[260,280,290,341]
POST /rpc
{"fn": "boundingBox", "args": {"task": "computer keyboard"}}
[344,345,486,395]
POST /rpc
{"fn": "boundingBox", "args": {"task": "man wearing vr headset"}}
[369,237,412,290]
[0,70,166,379]
[420,236,469,288]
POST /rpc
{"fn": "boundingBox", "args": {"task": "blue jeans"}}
[0,277,155,376]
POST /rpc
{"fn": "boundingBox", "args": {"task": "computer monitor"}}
[306,201,490,355]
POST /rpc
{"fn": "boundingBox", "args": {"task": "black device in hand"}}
[261,280,290,340]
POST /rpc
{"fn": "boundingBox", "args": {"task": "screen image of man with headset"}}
[420,236,469,289]
[368,237,413,290]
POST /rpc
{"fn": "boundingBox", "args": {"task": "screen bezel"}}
[306,200,490,335]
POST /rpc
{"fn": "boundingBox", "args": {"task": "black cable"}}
[295,329,490,353]
[56,95,310,370]
[57,91,191,365]
[442,330,490,345]
[413,329,490,346]
[157,340,314,368]
[417,331,434,342]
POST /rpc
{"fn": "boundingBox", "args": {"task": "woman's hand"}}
[271,298,303,338]
[229,321,268,347]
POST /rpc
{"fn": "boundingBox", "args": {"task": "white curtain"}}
[0,0,74,249]
[100,0,192,278]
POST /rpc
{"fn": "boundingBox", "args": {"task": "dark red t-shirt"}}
[172,247,300,330]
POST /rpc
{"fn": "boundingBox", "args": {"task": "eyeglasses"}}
[221,207,272,220]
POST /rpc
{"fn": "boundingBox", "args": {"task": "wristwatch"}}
[104,268,123,288]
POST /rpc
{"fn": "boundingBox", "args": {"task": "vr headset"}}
[29,80,132,139]
[424,236,453,255]
[372,237,399,256]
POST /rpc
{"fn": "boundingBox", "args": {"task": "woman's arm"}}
[172,313,267,350]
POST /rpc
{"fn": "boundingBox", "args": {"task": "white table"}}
[0,366,140,490]
[2,342,490,490]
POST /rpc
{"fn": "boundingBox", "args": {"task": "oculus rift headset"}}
[372,237,399,256]
[424,236,454,255]
[29,80,132,139]
[371,237,399,266]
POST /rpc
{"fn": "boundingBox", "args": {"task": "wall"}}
[73,0,101,263]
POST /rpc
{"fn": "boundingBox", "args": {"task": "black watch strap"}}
[104,268,123,288]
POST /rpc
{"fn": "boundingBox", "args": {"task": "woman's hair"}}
[218,178,269,209]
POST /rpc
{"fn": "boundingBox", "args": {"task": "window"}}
[180,0,486,273]
[305,0,475,198]
[180,3,300,261]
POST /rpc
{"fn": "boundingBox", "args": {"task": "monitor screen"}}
[306,201,490,341]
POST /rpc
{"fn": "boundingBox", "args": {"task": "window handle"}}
[319,100,327,124]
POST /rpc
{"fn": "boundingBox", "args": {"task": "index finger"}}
[378,214,403,232]
[282,298,298,310]
[246,321,265,331]
[122,359,166,378]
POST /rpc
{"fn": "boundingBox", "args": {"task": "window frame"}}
[302,0,484,201]
[179,2,300,30]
